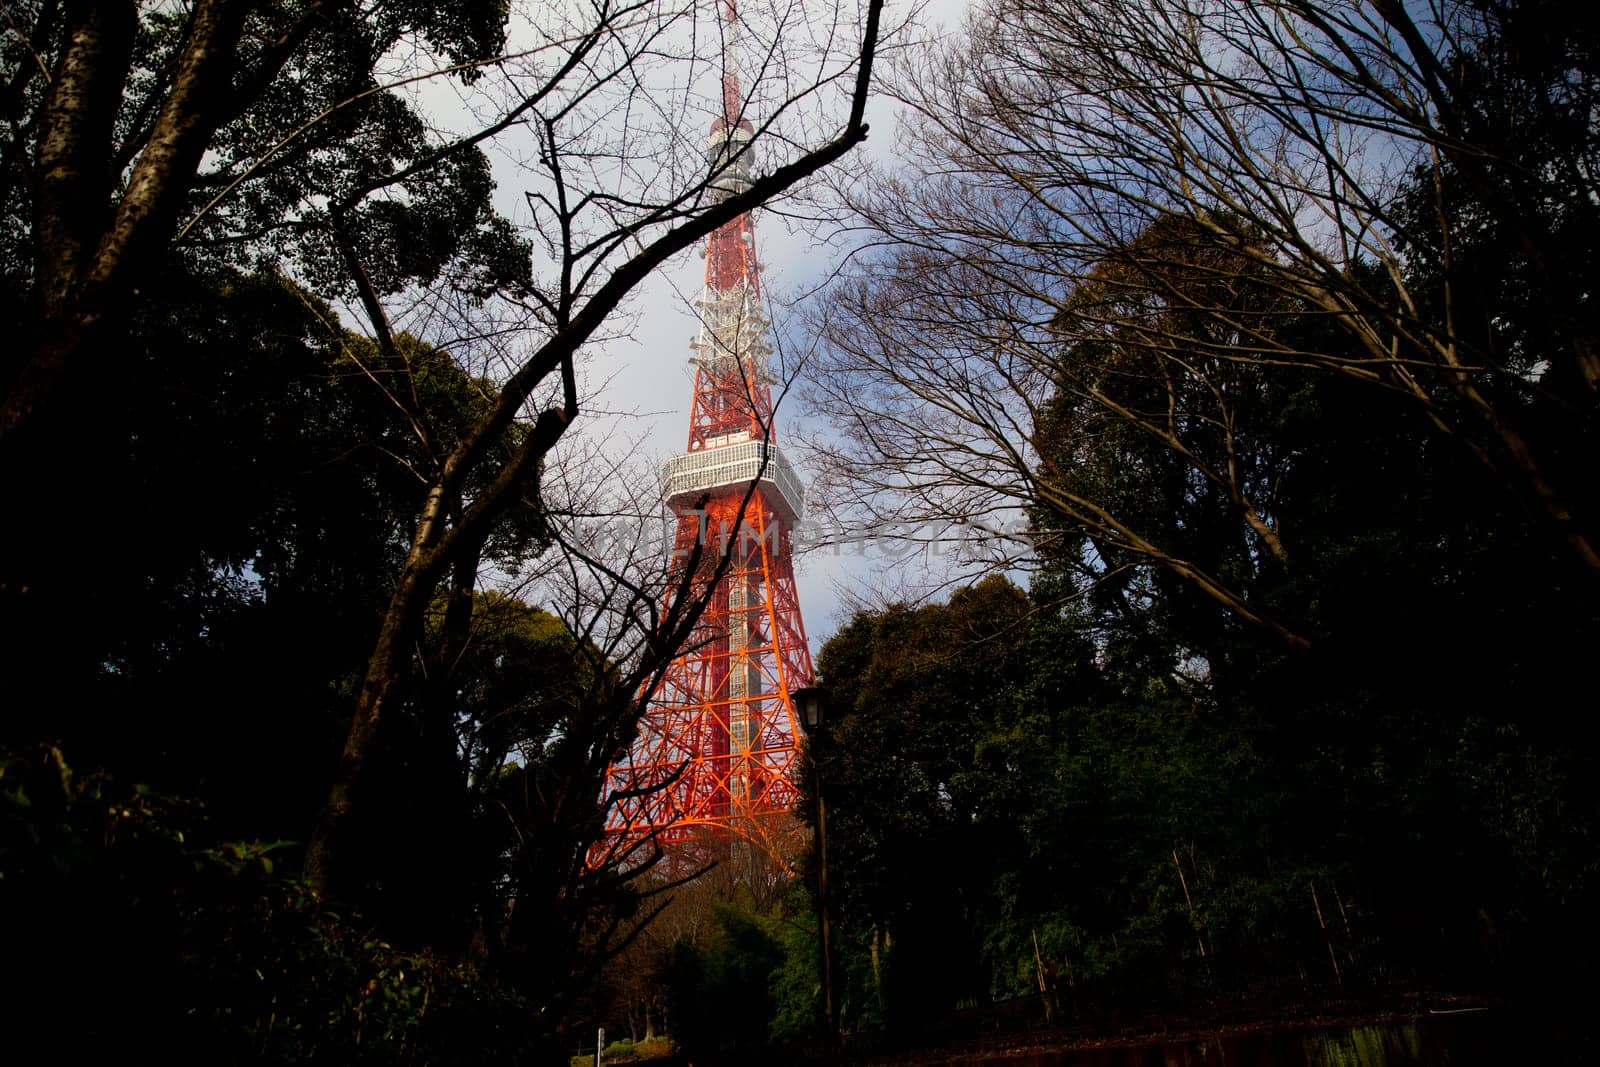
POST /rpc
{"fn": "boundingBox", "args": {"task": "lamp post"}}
[791,685,837,1049]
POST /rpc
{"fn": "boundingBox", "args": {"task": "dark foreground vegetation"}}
[3,0,1597,1063]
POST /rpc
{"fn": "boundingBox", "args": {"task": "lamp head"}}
[791,685,826,733]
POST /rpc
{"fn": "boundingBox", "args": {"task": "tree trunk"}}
[301,568,426,897]
[7,0,249,442]
[303,489,455,896]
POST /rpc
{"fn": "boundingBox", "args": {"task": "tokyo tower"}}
[601,0,814,868]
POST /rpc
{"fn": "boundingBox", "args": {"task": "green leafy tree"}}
[0,0,523,437]
[808,576,1034,1029]
[658,904,788,1066]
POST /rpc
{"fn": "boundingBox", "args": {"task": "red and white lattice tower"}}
[601,0,814,869]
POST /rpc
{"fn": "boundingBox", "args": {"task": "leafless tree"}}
[804,0,1598,646]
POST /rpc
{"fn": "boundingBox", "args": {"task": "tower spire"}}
[600,0,815,871]
[721,0,742,127]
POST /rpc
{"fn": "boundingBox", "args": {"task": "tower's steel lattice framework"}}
[601,0,814,866]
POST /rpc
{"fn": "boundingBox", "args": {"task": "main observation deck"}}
[664,433,804,526]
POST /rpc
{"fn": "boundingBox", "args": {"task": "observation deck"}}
[664,433,805,525]
[708,121,755,198]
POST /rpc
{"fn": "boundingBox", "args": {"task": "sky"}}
[468,0,975,652]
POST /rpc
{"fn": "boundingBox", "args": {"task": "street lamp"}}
[790,685,837,1049]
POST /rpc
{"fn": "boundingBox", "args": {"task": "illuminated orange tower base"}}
[599,0,814,873]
